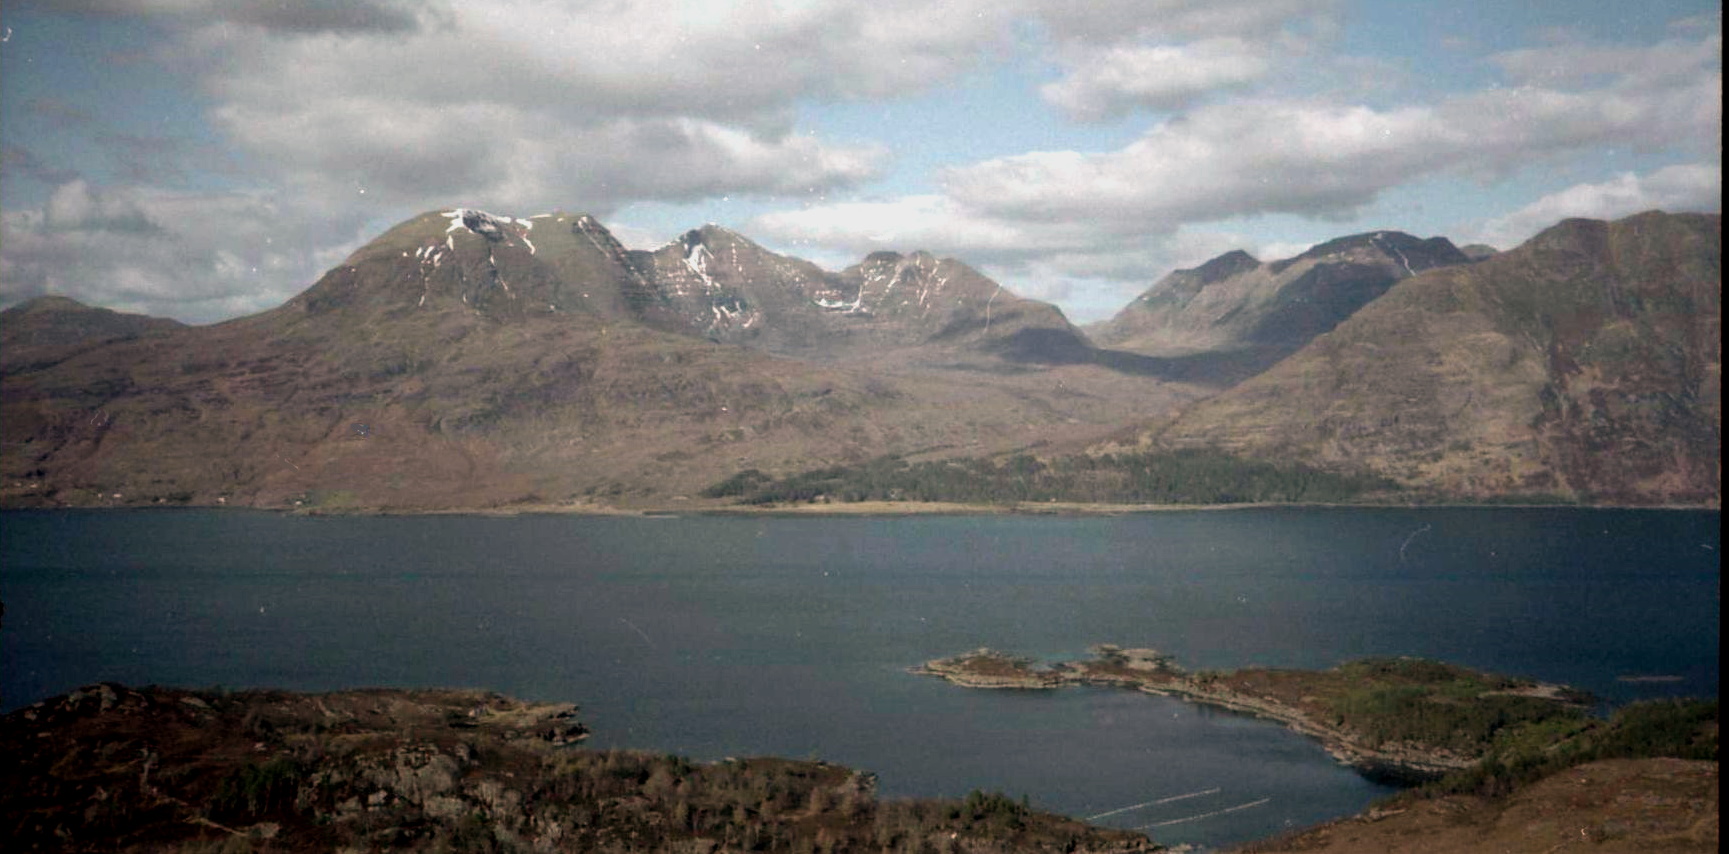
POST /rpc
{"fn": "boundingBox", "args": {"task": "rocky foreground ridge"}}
[4,678,1713,853]
[914,647,1590,782]
[0,683,1159,853]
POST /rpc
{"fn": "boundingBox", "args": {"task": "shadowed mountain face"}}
[0,209,1201,510]
[1139,212,1721,505]
[1091,231,1472,386]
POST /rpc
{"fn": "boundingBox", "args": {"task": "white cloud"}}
[156,0,1024,218]
[1041,39,1270,119]
[757,29,1718,319]
[213,97,886,215]
[752,199,1305,324]
[1,182,365,323]
[14,0,426,33]
[1492,32,1723,93]
[42,179,161,234]
[1029,0,1338,122]
[753,195,1049,256]
[1469,163,1723,250]
[9,0,983,322]
[941,100,1423,226]
[1028,0,1341,43]
[946,48,1719,230]
[181,1,1014,125]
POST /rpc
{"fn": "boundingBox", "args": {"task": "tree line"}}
[703,449,1397,506]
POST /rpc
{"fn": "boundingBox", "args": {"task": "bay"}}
[0,507,1718,849]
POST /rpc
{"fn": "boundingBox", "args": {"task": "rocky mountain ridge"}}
[631,223,1093,362]
[1090,230,1473,385]
[1137,211,1721,505]
[0,207,1205,510]
[307,209,1094,364]
[0,209,1717,510]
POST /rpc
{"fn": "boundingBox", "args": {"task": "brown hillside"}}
[0,210,1202,511]
[1143,211,1720,505]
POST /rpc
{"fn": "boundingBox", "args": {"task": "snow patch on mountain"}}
[443,209,526,240]
[442,208,536,255]
[813,295,863,313]
[1373,232,1415,276]
[684,241,719,293]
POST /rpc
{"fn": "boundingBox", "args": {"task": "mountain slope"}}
[625,225,1091,363]
[1140,211,1720,505]
[0,296,185,375]
[310,210,1095,365]
[1091,231,1471,385]
[0,210,1201,510]
[3,209,1715,510]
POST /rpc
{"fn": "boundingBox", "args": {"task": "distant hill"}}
[1090,231,1471,385]
[1136,211,1721,505]
[0,296,185,375]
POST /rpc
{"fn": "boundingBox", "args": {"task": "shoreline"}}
[911,646,1591,784]
[3,498,1717,517]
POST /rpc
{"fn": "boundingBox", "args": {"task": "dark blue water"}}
[0,507,1718,849]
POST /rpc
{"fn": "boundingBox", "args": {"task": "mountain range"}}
[0,208,1718,509]
[1088,230,1472,385]
[1142,211,1720,505]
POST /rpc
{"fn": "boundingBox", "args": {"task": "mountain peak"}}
[1188,249,1261,284]
[1266,230,1466,275]
[443,208,534,242]
[681,223,750,244]
[7,295,95,315]
[1,294,183,328]
[1092,227,1474,383]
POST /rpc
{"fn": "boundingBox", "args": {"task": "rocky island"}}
[913,646,1591,782]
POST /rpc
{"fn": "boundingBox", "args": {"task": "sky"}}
[0,1,1720,326]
